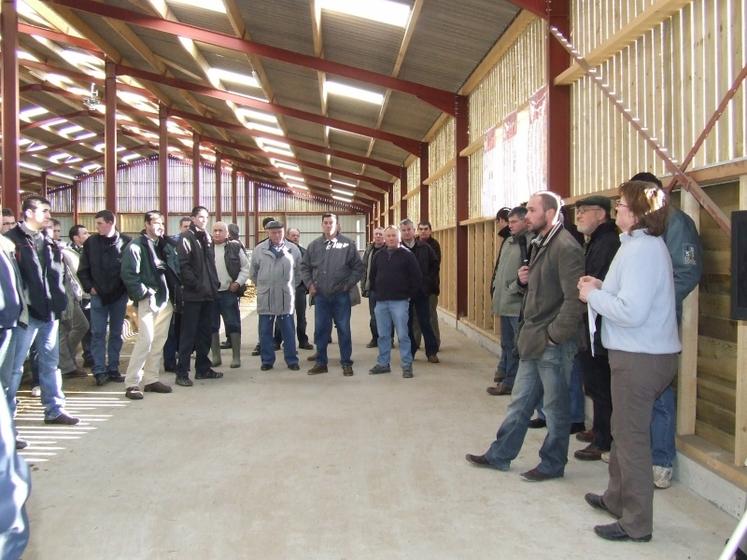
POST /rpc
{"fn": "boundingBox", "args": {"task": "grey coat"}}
[250,240,301,315]
[516,224,585,359]
[491,231,533,317]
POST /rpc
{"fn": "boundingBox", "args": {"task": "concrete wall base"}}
[676,453,746,519]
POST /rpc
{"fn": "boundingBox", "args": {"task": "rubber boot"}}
[211,333,222,367]
[229,332,241,368]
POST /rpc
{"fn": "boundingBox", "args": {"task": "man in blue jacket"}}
[631,172,703,489]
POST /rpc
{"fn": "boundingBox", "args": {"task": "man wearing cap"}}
[250,221,301,371]
[301,213,364,377]
[573,195,620,461]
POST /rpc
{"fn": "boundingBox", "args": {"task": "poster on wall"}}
[482,86,548,217]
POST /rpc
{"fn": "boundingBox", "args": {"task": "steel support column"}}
[158,104,169,222]
[40,172,48,198]
[1,0,20,215]
[215,152,222,220]
[72,181,79,224]
[243,175,251,247]
[419,144,429,223]
[387,188,394,226]
[192,131,200,208]
[231,169,238,225]
[455,95,470,318]
[399,167,407,221]
[253,180,260,248]
[104,59,118,212]
[546,1,571,198]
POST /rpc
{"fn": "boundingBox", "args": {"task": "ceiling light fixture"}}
[324,80,384,105]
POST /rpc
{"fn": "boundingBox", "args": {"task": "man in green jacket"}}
[121,211,173,400]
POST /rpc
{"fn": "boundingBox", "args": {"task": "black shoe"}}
[273,342,281,351]
[15,437,28,450]
[308,364,328,375]
[83,358,95,368]
[44,412,80,425]
[528,418,546,429]
[107,371,125,383]
[366,340,377,348]
[584,493,618,517]
[260,364,273,371]
[195,368,223,379]
[593,522,651,542]
[520,467,562,482]
[164,364,177,373]
[570,422,586,434]
[95,374,109,386]
[342,365,354,377]
[220,339,232,349]
[144,381,172,393]
[465,454,492,468]
[288,363,300,371]
[175,376,193,387]
[299,343,314,350]
[369,364,391,375]
[251,349,261,356]
[62,368,88,378]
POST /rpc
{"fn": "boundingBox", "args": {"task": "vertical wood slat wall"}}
[406,158,421,219]
[569,0,746,461]
[570,0,747,196]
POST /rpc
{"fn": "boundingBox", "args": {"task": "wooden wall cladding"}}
[570,0,747,197]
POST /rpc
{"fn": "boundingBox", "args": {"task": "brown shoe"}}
[307,353,318,362]
[144,381,172,393]
[427,355,439,363]
[486,382,512,396]
[307,364,328,375]
[574,444,604,461]
[125,386,144,400]
[62,368,88,378]
[576,429,594,443]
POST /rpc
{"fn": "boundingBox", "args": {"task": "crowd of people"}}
[467,172,702,543]
[0,169,708,550]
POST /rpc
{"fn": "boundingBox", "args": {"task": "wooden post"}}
[158,104,169,221]
[419,143,429,223]
[736,174,747,466]
[104,59,117,212]
[1,0,20,215]
[192,131,200,208]
[677,188,700,436]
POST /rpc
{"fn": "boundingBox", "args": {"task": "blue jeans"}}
[89,293,128,375]
[651,385,676,467]
[374,300,412,369]
[568,355,586,424]
[259,314,298,367]
[313,292,352,366]
[485,341,576,476]
[212,290,242,335]
[498,316,520,387]
[8,317,66,419]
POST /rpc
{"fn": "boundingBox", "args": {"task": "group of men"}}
[469,174,701,497]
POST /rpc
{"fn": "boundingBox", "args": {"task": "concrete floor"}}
[18,304,735,559]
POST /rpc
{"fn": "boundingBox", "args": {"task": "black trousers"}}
[178,300,214,377]
[367,290,378,341]
[578,348,612,450]
[407,293,438,357]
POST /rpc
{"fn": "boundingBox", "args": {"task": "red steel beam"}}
[20,110,93,131]
[243,175,251,247]
[49,0,457,115]
[399,167,407,220]
[105,60,117,212]
[252,180,259,247]
[215,151,222,220]
[18,22,101,52]
[2,0,20,215]
[192,131,200,208]
[115,63,422,154]
[419,144,429,222]
[231,169,238,225]
[546,1,571,199]
[169,107,402,177]
[159,104,169,221]
[19,59,151,97]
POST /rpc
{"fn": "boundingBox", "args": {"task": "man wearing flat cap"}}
[250,220,302,371]
[573,195,620,461]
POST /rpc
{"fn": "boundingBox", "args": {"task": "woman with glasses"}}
[578,180,681,543]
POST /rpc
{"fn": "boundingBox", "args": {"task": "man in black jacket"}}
[77,210,131,386]
[4,196,79,426]
[175,206,222,386]
[399,219,439,363]
[369,226,423,378]
[360,227,385,348]
[572,196,620,461]
[416,221,442,348]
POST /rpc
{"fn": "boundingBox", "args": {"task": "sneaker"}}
[427,355,440,364]
[520,467,562,482]
[307,364,328,375]
[369,364,391,375]
[44,412,80,425]
[365,340,377,348]
[125,386,144,400]
[30,385,41,397]
[175,376,193,387]
[144,381,172,393]
[653,465,673,489]
[342,365,354,377]
[402,367,413,379]
[600,451,610,464]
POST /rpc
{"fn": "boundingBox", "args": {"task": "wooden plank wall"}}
[694,183,739,452]
[406,158,421,220]
[428,119,456,231]
[465,222,500,336]
[392,179,401,225]
[434,227,457,314]
[571,0,747,196]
